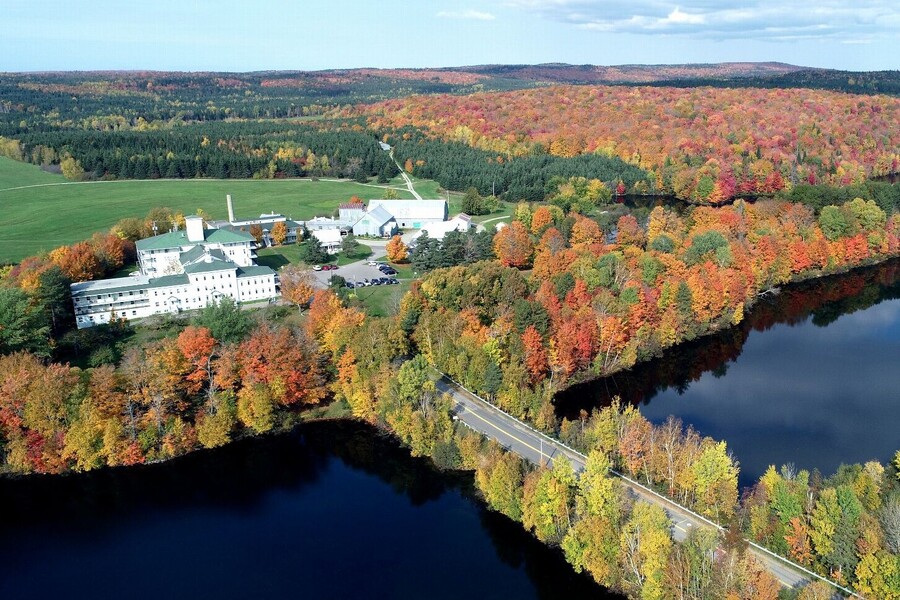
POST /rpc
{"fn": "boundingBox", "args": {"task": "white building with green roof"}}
[137,215,256,277]
[72,216,278,329]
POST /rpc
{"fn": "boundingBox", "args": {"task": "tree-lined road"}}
[435,376,850,597]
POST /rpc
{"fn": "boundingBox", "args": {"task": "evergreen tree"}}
[462,187,486,215]
[194,297,253,344]
[299,236,329,265]
[0,287,51,356]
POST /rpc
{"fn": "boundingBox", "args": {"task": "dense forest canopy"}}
[362,85,900,203]
[1,66,898,207]
[4,120,399,181]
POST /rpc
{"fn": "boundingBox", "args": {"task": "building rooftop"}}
[365,204,395,226]
[135,230,191,251]
[136,227,254,251]
[183,260,237,275]
[204,228,255,244]
[237,265,276,278]
[368,199,447,221]
[71,275,152,297]
[312,229,343,244]
[147,274,190,289]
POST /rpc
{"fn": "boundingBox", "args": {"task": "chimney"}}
[185,215,205,243]
[227,194,235,223]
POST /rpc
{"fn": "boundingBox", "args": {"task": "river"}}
[0,421,621,600]
[555,259,900,488]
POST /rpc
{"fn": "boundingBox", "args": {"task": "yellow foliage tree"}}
[271,221,287,246]
[386,235,408,263]
[60,156,84,181]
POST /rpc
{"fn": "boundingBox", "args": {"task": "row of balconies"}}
[75,300,151,315]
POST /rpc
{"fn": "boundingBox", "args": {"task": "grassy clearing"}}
[0,157,65,189]
[255,243,372,270]
[334,247,372,265]
[349,280,412,317]
[256,244,304,270]
[472,201,515,225]
[0,157,416,262]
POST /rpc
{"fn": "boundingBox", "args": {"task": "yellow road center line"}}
[456,400,548,460]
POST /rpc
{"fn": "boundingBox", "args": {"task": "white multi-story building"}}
[72,216,279,329]
[137,215,256,276]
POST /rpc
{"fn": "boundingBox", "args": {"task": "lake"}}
[556,259,900,488]
[0,421,621,600]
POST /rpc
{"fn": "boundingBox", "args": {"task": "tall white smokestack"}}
[227,194,235,223]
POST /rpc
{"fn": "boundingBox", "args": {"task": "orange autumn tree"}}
[270,221,287,246]
[49,242,102,281]
[522,325,548,384]
[494,221,533,268]
[386,234,408,263]
[279,265,316,312]
[176,326,218,397]
[530,206,555,234]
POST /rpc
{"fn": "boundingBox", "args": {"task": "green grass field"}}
[0,157,66,189]
[349,281,412,317]
[0,157,416,263]
[255,242,372,270]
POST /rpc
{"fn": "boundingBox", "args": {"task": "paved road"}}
[435,376,854,597]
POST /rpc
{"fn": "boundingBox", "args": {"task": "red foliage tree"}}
[238,326,327,406]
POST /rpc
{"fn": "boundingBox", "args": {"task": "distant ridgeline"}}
[0,65,898,205]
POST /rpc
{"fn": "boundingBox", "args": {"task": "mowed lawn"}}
[0,156,66,188]
[0,157,414,263]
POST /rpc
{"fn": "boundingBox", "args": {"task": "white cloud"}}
[437,9,497,21]
[504,0,900,41]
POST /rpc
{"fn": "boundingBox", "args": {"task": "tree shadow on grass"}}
[255,254,290,270]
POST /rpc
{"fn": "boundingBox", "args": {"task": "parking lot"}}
[309,257,398,289]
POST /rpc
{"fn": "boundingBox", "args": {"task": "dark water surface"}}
[0,421,620,600]
[556,259,900,488]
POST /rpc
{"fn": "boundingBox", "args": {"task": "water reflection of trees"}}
[0,428,330,524]
[476,506,622,599]
[555,259,900,420]
[0,420,623,598]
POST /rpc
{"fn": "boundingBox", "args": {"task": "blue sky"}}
[2,0,897,72]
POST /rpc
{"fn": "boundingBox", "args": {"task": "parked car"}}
[345,282,355,289]
[383,269,397,276]
[367,260,378,266]
[313,265,322,271]
[389,278,399,285]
